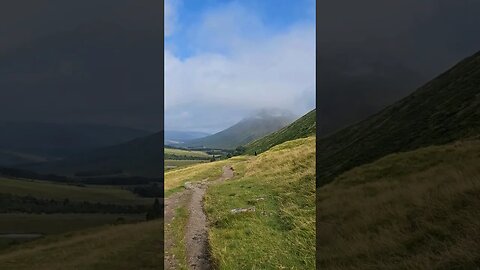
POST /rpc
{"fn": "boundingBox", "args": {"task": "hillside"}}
[317,139,480,269]
[28,132,162,177]
[317,50,480,186]
[164,130,210,146]
[164,137,315,269]
[244,109,316,154]
[0,220,163,270]
[0,122,149,166]
[184,109,295,149]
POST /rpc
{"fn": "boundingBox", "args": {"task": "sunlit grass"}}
[0,177,149,205]
[205,136,316,269]
[164,148,210,158]
[164,157,248,192]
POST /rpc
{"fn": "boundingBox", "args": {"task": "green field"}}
[317,139,480,269]
[164,159,208,170]
[0,220,163,270]
[0,213,145,250]
[164,147,211,170]
[164,147,210,158]
[0,177,150,205]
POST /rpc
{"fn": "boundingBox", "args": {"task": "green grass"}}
[164,148,210,158]
[164,159,208,170]
[0,213,144,235]
[317,51,480,186]
[205,136,316,269]
[245,109,316,155]
[169,207,188,270]
[0,220,163,270]
[0,177,149,205]
[0,213,145,250]
[164,156,248,192]
[317,139,480,269]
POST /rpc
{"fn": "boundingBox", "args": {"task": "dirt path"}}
[164,166,234,270]
[164,188,191,269]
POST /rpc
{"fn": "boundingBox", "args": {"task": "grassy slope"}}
[185,115,293,150]
[317,139,480,269]
[0,220,163,270]
[0,177,149,205]
[317,51,480,186]
[205,137,316,269]
[0,213,145,250]
[245,109,316,154]
[164,156,248,193]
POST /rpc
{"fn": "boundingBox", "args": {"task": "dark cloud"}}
[318,0,480,135]
[0,1,163,131]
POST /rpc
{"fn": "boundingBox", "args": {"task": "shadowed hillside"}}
[317,138,480,269]
[317,51,480,186]
[185,109,295,149]
[0,123,149,166]
[245,109,316,154]
[27,132,162,177]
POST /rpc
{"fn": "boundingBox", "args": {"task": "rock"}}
[230,207,256,214]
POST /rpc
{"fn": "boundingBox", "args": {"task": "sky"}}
[0,1,163,131]
[317,0,480,135]
[164,0,316,133]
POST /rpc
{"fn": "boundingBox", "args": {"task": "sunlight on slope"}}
[205,136,316,269]
[164,156,248,192]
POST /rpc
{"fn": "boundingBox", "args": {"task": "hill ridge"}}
[317,50,480,186]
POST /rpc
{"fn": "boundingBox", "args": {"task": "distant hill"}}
[185,109,295,150]
[317,50,480,186]
[0,122,149,166]
[244,109,316,154]
[25,132,162,177]
[164,130,210,146]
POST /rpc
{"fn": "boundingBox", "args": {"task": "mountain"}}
[26,132,162,177]
[164,130,210,146]
[244,109,316,154]
[185,109,296,150]
[317,50,480,187]
[0,122,150,166]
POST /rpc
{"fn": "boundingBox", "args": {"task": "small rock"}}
[230,207,256,214]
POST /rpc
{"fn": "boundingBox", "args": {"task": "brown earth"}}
[164,166,234,270]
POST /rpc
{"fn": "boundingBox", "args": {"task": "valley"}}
[164,110,316,269]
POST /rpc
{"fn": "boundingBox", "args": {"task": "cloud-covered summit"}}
[164,0,316,133]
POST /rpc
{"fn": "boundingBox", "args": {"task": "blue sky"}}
[165,0,315,133]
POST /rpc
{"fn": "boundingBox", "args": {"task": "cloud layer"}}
[165,2,315,132]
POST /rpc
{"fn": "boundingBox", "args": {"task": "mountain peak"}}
[246,108,296,121]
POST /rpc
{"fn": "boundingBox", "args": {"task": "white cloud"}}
[165,3,315,132]
[164,0,179,37]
